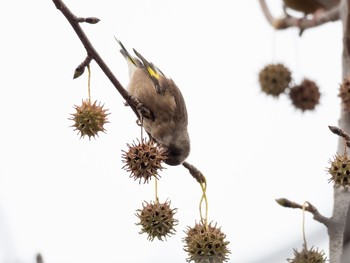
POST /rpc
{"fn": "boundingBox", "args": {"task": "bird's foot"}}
[136,104,155,121]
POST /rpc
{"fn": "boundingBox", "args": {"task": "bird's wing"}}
[161,78,188,122]
[132,49,187,122]
[133,49,167,95]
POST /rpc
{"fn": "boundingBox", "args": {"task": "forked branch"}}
[276,198,330,227]
[259,0,340,33]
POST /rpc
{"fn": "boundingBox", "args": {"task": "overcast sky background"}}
[0,0,344,262]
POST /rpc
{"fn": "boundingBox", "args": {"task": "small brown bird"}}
[283,0,339,15]
[117,38,190,166]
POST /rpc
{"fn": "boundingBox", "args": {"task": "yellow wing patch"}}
[146,66,160,80]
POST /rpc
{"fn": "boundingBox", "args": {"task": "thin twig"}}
[259,0,340,33]
[276,198,330,227]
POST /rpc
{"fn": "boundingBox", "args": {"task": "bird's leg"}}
[125,93,155,121]
[136,103,155,121]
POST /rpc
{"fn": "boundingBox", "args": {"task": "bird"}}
[282,0,339,15]
[116,38,190,166]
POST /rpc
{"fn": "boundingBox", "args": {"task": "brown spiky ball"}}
[339,77,350,111]
[259,63,292,97]
[122,139,166,183]
[289,79,320,111]
[136,200,178,241]
[287,246,326,263]
[70,99,109,139]
[183,221,230,263]
[327,153,350,189]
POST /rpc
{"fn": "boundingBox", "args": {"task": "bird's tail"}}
[114,37,138,67]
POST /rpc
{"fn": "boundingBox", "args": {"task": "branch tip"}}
[329,125,342,136]
[73,56,93,79]
[328,125,350,141]
[85,17,100,24]
[182,161,206,184]
[276,198,298,208]
[276,198,330,227]
[77,17,100,24]
[73,65,85,79]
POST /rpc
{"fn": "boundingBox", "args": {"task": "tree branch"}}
[276,198,330,227]
[259,0,340,32]
[51,0,145,119]
[52,0,205,185]
[341,201,350,262]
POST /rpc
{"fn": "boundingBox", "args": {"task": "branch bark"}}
[341,202,350,262]
[333,1,350,262]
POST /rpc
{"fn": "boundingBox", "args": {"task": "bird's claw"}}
[137,104,155,121]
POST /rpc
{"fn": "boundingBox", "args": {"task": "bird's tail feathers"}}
[115,37,139,67]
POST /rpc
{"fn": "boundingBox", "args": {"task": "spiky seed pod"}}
[287,246,326,263]
[135,200,178,241]
[259,63,292,97]
[289,79,321,111]
[183,221,230,263]
[339,77,350,111]
[70,99,109,139]
[327,153,350,189]
[122,139,166,183]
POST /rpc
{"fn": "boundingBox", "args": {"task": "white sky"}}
[0,0,344,262]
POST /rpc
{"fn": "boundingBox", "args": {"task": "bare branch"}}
[51,0,146,120]
[276,198,330,227]
[259,0,340,33]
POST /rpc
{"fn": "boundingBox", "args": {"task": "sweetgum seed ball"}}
[136,200,178,241]
[327,154,350,189]
[259,63,292,97]
[183,221,230,263]
[122,139,166,183]
[287,246,326,263]
[289,79,320,111]
[70,99,109,139]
